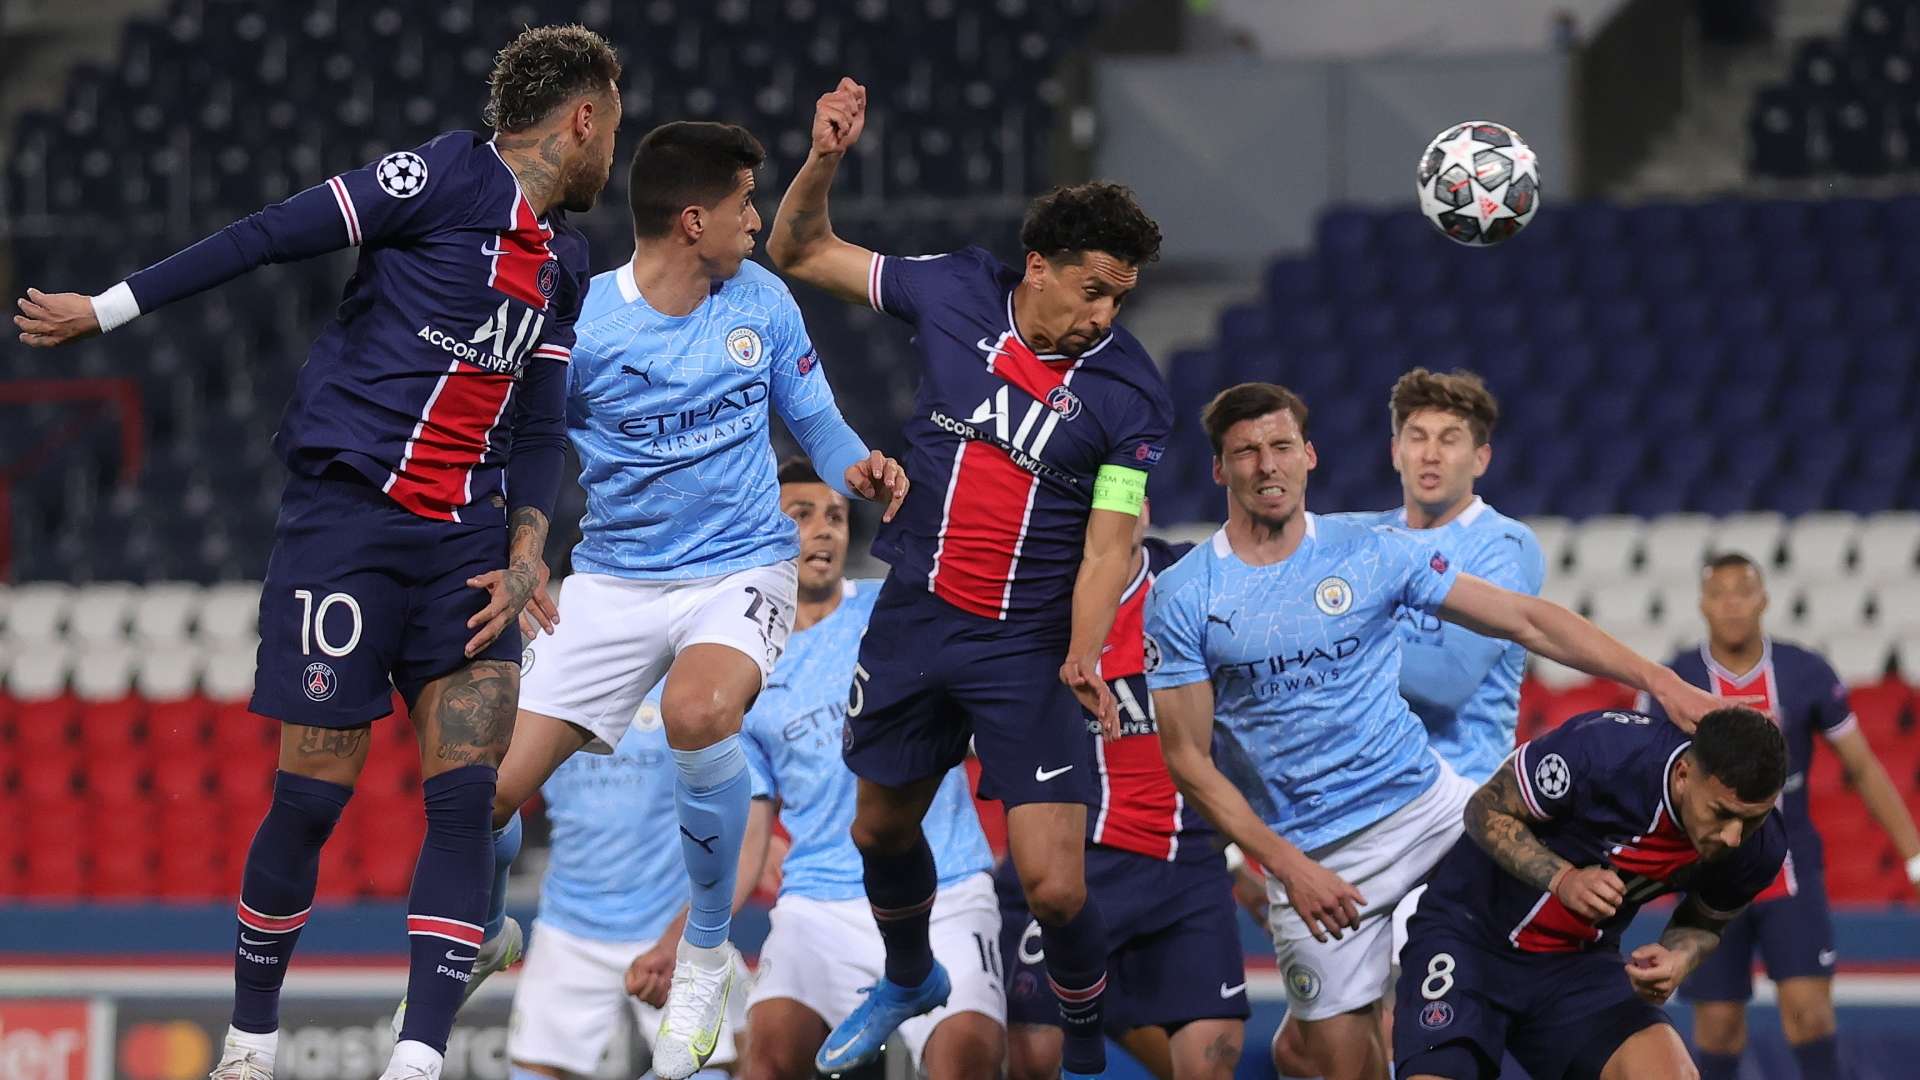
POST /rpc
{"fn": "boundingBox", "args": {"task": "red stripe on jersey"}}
[987,331,1076,403]
[927,440,1039,619]
[1607,811,1699,881]
[1098,562,1153,679]
[487,186,555,310]
[1092,732,1181,861]
[1709,664,1777,720]
[1509,890,1604,953]
[384,359,515,521]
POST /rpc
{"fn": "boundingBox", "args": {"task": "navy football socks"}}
[231,770,351,1034]
[861,832,939,987]
[398,765,497,1054]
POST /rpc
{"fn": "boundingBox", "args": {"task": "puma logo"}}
[1207,611,1238,633]
[680,826,719,854]
[621,363,653,385]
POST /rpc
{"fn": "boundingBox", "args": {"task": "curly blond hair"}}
[484,24,621,133]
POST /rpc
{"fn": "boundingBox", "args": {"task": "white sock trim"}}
[224,1025,278,1057]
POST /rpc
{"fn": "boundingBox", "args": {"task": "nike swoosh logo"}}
[445,949,479,963]
[1034,765,1074,782]
[239,934,273,946]
[976,336,1010,360]
[1219,981,1246,998]
[1818,949,1837,966]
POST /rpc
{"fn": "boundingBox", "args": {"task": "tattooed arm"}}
[1627,896,1734,1003]
[1465,765,1624,921]
[464,506,553,657]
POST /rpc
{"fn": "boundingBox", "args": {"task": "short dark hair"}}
[1390,368,1500,445]
[1020,181,1163,266]
[628,122,767,239]
[1201,382,1310,456]
[1703,552,1763,580]
[1689,706,1788,803]
[777,456,823,486]
[484,25,621,133]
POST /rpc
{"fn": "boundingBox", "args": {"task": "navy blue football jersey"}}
[121,130,587,525]
[1421,710,1787,954]
[1642,638,1854,886]
[863,247,1172,626]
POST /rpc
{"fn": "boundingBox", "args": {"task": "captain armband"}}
[1090,464,1148,515]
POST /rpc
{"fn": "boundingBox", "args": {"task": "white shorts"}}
[1265,757,1476,1021]
[508,920,751,1074]
[521,564,798,753]
[749,872,1006,1064]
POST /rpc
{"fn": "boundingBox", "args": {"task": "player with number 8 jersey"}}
[770,78,1172,1079]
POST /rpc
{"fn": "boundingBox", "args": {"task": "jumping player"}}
[15,26,620,1080]
[1146,383,1721,1080]
[737,459,1003,1080]
[469,121,905,1080]
[1276,369,1543,1078]
[506,683,757,1080]
[998,505,1246,1080]
[769,78,1172,1080]
[1646,553,1920,1080]
[1392,707,1788,1080]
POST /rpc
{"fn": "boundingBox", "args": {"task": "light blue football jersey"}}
[535,687,690,943]
[740,579,992,901]
[566,258,840,579]
[1145,514,1462,852]
[1337,498,1545,782]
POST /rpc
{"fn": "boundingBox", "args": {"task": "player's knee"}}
[1689,1004,1747,1055]
[1004,1033,1062,1080]
[848,809,919,855]
[1270,1018,1314,1076]
[1021,874,1086,926]
[660,685,743,749]
[1780,999,1838,1043]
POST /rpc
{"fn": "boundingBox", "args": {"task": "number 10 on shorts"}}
[294,589,364,657]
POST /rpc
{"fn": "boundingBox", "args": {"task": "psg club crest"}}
[375,150,428,199]
[1314,576,1354,616]
[537,259,560,300]
[1045,385,1082,420]
[1534,752,1572,799]
[726,326,763,367]
[302,662,338,702]
[1419,1000,1455,1030]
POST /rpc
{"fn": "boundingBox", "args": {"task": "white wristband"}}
[89,281,141,333]
[1906,852,1920,886]
[1223,843,1246,874]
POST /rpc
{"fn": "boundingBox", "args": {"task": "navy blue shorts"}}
[996,846,1250,1033]
[249,473,519,728]
[843,575,1094,807]
[1393,912,1669,1080]
[1682,868,1837,1002]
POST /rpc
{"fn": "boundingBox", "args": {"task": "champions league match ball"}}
[1416,121,1540,246]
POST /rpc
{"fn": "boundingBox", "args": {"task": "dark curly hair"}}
[1689,706,1788,803]
[1019,181,1163,266]
[484,25,621,133]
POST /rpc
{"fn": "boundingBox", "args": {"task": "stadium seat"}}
[1781,576,1873,634]
[133,644,204,700]
[1640,514,1715,581]
[1523,517,1571,573]
[202,647,257,702]
[1566,516,1645,578]
[1,583,73,648]
[70,643,137,702]
[1651,579,1702,632]
[1825,631,1894,684]
[1857,511,1920,581]
[1710,512,1787,566]
[197,582,261,643]
[1751,86,1815,177]
[1785,511,1862,578]
[1585,578,1660,637]
[131,581,204,643]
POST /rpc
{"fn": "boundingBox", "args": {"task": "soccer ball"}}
[1416,121,1540,246]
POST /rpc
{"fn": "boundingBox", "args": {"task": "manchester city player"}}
[507,682,757,1080]
[1277,369,1544,1078]
[475,123,906,1080]
[18,26,620,1080]
[1147,383,1721,1080]
[739,460,1004,1080]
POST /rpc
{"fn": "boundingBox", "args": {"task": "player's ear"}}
[680,204,704,243]
[1473,441,1492,478]
[1211,455,1225,488]
[1023,250,1050,289]
[1304,440,1318,471]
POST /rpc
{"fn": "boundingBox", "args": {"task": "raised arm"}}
[1153,679,1364,942]
[767,78,880,304]
[1438,574,1721,730]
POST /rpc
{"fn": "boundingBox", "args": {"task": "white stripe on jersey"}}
[868,252,885,312]
[466,380,517,511]
[327,176,361,246]
[532,343,571,362]
[925,439,970,600]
